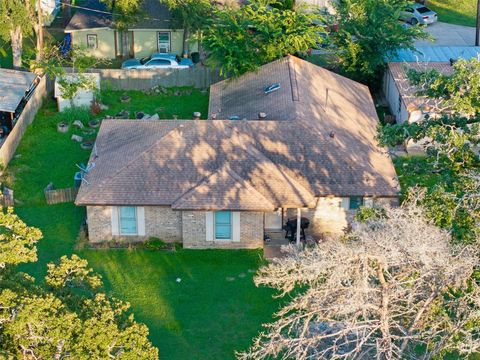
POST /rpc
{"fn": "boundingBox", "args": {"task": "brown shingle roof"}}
[76,56,399,209]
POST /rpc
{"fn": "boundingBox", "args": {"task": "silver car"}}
[400,3,437,25]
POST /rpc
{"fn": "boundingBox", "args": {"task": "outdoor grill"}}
[282,217,310,242]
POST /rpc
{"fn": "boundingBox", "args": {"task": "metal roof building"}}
[0,69,38,113]
[388,46,480,63]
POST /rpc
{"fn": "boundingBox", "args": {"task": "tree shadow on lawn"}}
[80,248,280,360]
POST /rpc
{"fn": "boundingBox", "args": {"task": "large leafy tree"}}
[202,0,324,76]
[327,0,426,84]
[160,0,214,56]
[0,209,158,359]
[239,204,480,359]
[101,0,142,57]
[406,58,480,117]
[0,0,35,69]
[378,59,480,243]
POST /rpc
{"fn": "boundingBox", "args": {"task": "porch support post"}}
[296,208,301,247]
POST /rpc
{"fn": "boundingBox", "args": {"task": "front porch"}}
[263,231,290,260]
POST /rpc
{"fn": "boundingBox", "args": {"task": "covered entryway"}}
[264,208,283,230]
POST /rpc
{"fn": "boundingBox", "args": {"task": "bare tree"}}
[238,204,480,360]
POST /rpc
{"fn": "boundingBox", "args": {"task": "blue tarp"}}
[388,46,480,62]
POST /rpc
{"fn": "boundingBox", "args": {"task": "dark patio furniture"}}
[282,217,310,242]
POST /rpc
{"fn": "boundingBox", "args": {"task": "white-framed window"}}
[86,34,98,49]
[340,197,364,210]
[157,32,171,53]
[206,211,240,242]
[215,211,232,240]
[119,206,137,235]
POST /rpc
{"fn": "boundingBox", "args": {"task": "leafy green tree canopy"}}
[0,209,158,359]
[202,0,325,76]
[328,0,426,84]
[406,58,480,117]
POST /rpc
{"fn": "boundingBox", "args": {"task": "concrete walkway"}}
[415,22,476,47]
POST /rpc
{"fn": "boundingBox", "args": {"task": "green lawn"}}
[6,89,279,359]
[427,0,476,27]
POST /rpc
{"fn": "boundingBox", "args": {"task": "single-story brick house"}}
[75,56,399,249]
[65,0,197,59]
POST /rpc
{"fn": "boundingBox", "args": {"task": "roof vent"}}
[329,131,335,139]
[264,83,281,94]
[193,111,201,120]
[258,112,267,119]
[228,115,240,120]
[211,113,217,119]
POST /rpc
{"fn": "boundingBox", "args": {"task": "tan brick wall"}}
[87,206,112,243]
[87,205,182,243]
[87,206,263,247]
[145,206,182,242]
[286,196,399,238]
[182,211,264,249]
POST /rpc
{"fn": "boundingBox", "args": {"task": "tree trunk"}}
[10,26,23,70]
[183,28,190,57]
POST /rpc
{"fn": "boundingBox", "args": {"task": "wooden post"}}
[476,0,480,46]
[296,208,301,247]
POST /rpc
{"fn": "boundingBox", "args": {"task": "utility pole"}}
[476,0,480,46]
[36,0,44,61]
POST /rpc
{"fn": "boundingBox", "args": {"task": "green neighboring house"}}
[65,0,197,60]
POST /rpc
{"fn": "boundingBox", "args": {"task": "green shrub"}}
[354,206,387,223]
[143,237,168,251]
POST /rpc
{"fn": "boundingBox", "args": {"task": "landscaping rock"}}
[99,103,109,111]
[73,120,84,129]
[44,182,55,191]
[88,119,100,129]
[238,273,246,278]
[115,110,130,119]
[226,277,236,282]
[71,134,83,142]
[57,122,69,133]
[120,94,131,103]
[147,113,159,121]
[135,111,145,119]
[81,140,95,150]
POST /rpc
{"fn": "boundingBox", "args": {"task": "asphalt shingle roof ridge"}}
[171,162,276,211]
[84,120,194,195]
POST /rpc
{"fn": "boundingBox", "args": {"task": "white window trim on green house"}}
[205,211,240,242]
[157,31,171,53]
[111,206,146,236]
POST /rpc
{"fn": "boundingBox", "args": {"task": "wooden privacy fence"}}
[0,76,49,167]
[65,66,223,90]
[44,187,78,205]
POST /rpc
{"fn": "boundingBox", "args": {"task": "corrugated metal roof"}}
[0,69,37,113]
[388,46,480,63]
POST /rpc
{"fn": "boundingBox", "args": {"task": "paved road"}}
[415,22,476,47]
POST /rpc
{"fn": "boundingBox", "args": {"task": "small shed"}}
[54,73,101,112]
[383,46,480,124]
[0,68,39,130]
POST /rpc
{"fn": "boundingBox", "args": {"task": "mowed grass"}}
[83,249,278,359]
[427,0,476,27]
[7,89,279,359]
